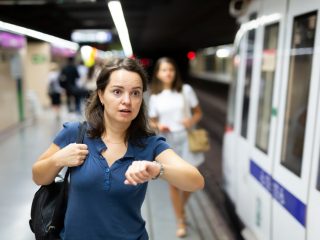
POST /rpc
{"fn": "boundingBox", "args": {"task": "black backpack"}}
[29,122,87,240]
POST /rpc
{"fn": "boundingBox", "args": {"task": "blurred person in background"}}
[83,65,97,98]
[32,58,204,240]
[76,62,96,101]
[59,57,81,114]
[76,60,88,87]
[148,57,204,238]
[48,62,62,120]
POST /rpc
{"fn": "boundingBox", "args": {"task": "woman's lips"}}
[119,109,131,112]
[119,109,132,116]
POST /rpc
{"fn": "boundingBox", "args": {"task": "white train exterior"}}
[222,0,320,240]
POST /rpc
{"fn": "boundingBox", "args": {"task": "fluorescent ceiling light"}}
[216,48,232,58]
[108,0,133,57]
[0,20,79,51]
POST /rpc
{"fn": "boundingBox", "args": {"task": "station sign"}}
[0,32,26,49]
[71,29,112,43]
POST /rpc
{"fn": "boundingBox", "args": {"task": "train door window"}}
[227,39,242,129]
[281,12,317,176]
[255,23,279,153]
[241,13,257,138]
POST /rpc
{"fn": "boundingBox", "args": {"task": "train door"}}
[272,1,320,239]
[233,0,262,231]
[222,24,248,203]
[222,44,239,203]
[247,0,287,239]
[307,85,320,239]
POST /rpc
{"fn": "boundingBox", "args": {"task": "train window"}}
[281,12,317,176]
[240,28,256,138]
[205,55,215,72]
[255,23,279,153]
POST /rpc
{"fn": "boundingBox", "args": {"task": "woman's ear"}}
[97,90,103,106]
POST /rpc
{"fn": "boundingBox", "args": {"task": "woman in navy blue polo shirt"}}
[32,58,204,240]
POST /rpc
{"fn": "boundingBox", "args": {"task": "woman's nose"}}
[121,93,131,104]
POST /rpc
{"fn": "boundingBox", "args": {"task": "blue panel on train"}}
[250,160,306,226]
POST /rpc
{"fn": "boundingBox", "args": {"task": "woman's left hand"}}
[124,161,161,185]
[181,118,194,129]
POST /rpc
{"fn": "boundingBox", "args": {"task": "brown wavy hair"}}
[85,58,154,145]
[150,57,183,94]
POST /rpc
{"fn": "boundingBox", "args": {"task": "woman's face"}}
[98,69,143,124]
[156,62,176,85]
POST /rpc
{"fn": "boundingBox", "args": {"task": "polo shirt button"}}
[106,168,110,173]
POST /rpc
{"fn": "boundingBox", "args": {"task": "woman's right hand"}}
[158,124,170,133]
[53,143,89,167]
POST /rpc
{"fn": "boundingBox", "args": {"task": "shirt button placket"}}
[105,168,111,191]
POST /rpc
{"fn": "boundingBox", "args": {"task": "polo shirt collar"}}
[94,137,107,153]
[94,137,135,159]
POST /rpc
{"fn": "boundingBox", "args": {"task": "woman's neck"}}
[103,118,129,144]
[162,82,172,89]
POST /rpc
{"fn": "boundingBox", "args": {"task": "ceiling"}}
[0,0,239,57]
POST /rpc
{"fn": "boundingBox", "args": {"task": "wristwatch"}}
[152,161,164,180]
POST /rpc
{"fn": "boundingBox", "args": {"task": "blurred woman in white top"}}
[148,57,204,238]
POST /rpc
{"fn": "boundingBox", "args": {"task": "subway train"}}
[189,44,233,84]
[221,0,320,240]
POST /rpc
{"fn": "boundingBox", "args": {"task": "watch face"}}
[160,165,164,175]
[152,161,164,180]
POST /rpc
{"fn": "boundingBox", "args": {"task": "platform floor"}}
[0,108,234,240]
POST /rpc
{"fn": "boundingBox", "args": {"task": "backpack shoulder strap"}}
[64,121,87,180]
[76,121,87,144]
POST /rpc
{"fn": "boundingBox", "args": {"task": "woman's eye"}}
[113,89,121,95]
[131,91,141,97]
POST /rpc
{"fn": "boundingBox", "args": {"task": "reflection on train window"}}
[205,55,215,71]
[255,23,279,153]
[281,12,317,176]
[226,40,242,128]
[241,26,256,138]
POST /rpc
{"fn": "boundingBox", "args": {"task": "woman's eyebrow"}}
[111,85,142,90]
[111,85,124,89]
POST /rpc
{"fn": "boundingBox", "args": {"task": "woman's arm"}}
[149,117,170,133]
[32,143,88,186]
[181,105,202,129]
[155,149,204,191]
[124,149,204,192]
[149,117,159,130]
[191,105,202,125]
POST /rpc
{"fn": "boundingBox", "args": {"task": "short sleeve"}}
[183,84,199,108]
[148,95,158,118]
[151,136,170,159]
[53,122,80,148]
